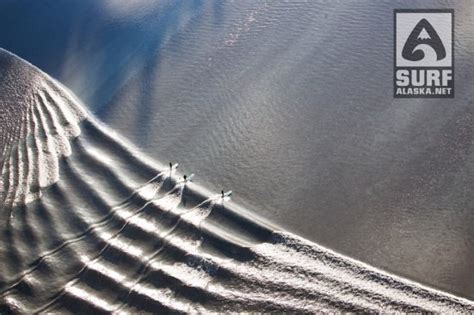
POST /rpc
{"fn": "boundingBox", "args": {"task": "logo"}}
[394,9,454,98]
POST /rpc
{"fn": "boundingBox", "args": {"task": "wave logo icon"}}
[402,18,446,62]
[394,9,454,98]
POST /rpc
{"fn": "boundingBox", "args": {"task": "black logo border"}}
[393,9,455,98]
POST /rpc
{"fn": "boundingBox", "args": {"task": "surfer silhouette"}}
[183,174,194,183]
[221,190,224,198]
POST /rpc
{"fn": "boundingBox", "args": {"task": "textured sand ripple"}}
[0,48,473,313]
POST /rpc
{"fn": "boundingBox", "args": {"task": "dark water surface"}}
[0,0,473,299]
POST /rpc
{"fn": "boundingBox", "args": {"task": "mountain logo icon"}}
[402,18,446,62]
[394,10,454,98]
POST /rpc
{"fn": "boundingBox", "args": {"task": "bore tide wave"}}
[0,48,473,313]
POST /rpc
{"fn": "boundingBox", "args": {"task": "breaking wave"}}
[0,48,473,313]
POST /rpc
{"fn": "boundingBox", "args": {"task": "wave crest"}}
[0,48,472,313]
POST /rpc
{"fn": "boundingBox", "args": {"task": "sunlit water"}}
[1,48,473,313]
[0,0,473,299]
